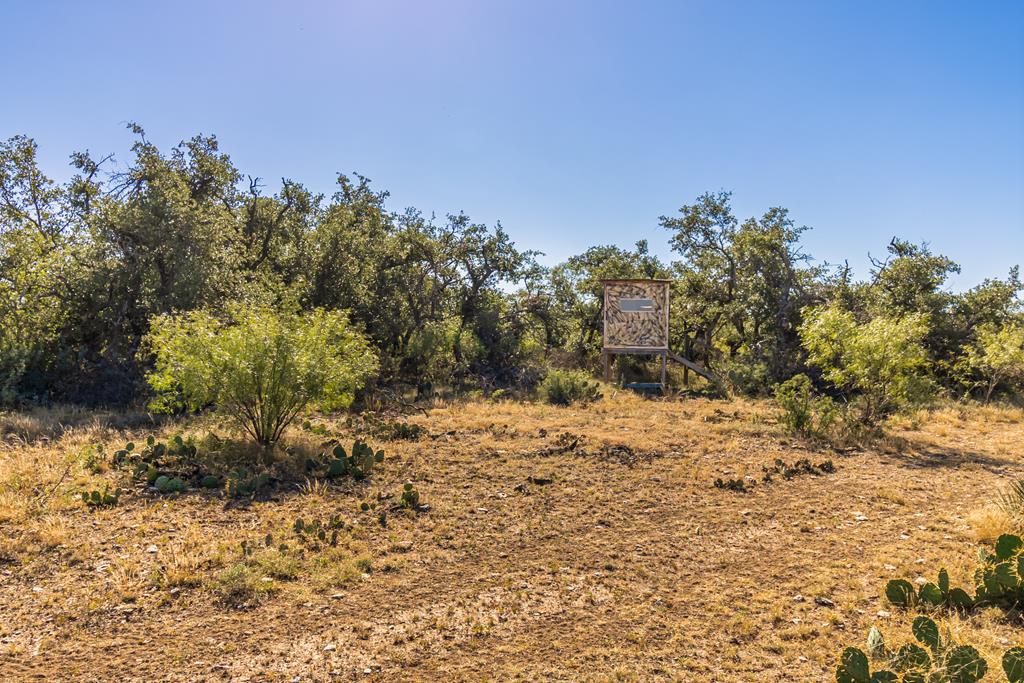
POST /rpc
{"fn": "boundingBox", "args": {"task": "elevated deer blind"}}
[601,279,671,388]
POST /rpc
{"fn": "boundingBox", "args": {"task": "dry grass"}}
[1,395,1023,681]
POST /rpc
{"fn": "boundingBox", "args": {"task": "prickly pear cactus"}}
[1004,647,1024,682]
[835,647,897,683]
[400,482,420,509]
[81,484,122,507]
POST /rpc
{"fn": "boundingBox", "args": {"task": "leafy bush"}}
[146,304,378,445]
[800,306,932,426]
[774,374,840,435]
[959,323,1024,402]
[539,369,602,406]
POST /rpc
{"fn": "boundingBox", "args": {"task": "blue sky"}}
[2,0,1021,289]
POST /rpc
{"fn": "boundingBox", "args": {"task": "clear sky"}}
[2,0,1022,289]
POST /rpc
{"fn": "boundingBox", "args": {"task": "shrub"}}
[774,373,843,439]
[539,369,602,406]
[959,323,1024,402]
[800,306,932,426]
[211,563,277,608]
[775,374,815,434]
[145,304,378,445]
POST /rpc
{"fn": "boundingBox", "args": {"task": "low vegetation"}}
[539,368,603,406]
[2,395,1022,680]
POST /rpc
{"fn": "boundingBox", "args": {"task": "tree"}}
[145,305,377,445]
[660,191,823,390]
[0,135,76,402]
[961,323,1024,402]
[800,305,932,425]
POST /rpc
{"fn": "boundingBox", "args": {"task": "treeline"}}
[0,127,1021,406]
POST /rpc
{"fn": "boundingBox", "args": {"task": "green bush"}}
[774,373,840,439]
[145,304,378,445]
[959,323,1024,402]
[775,374,815,434]
[800,305,932,426]
[539,369,602,406]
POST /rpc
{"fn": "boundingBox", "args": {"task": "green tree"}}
[800,305,932,425]
[960,323,1024,402]
[145,305,377,445]
[660,191,824,390]
[0,135,76,402]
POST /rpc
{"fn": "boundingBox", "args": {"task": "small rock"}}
[914,576,927,586]
[914,558,925,564]
[883,564,896,570]
[815,597,835,607]
[900,534,910,540]
[323,643,336,652]
[146,545,158,553]
[793,594,805,602]
[877,610,891,618]
[854,515,868,522]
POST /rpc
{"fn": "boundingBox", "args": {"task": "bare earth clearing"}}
[1,395,1022,682]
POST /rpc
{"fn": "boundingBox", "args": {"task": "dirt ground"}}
[1,394,1022,682]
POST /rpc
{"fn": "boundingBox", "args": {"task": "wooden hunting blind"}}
[600,278,715,392]
[601,278,671,389]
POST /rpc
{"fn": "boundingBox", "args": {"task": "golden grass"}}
[0,396,1021,681]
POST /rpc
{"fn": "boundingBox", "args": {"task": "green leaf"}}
[945,645,987,683]
[996,534,1023,560]
[1003,647,1024,683]
[918,583,943,606]
[992,560,1017,589]
[892,643,930,672]
[868,672,896,683]
[838,648,870,683]
[937,568,949,595]
[947,587,974,611]
[911,616,940,653]
[885,579,916,607]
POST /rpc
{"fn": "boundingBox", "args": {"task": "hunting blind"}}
[600,278,715,392]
